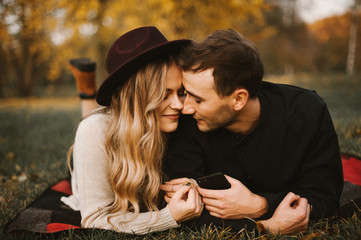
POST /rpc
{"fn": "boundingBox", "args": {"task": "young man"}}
[162,29,343,234]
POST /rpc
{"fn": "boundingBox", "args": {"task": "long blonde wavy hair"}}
[103,57,172,219]
[67,56,175,224]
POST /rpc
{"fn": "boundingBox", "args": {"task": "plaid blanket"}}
[4,154,361,234]
[4,179,81,233]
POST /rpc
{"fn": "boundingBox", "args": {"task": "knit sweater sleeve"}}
[70,114,180,234]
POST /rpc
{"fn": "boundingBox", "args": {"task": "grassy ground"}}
[0,74,360,239]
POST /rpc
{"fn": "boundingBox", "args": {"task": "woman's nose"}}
[170,95,183,110]
[181,95,195,114]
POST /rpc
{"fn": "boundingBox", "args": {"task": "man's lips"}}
[194,117,203,122]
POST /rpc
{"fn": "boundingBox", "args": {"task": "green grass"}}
[0,98,80,237]
[0,74,361,239]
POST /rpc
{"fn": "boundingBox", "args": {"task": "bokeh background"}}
[0,0,361,238]
[0,0,360,97]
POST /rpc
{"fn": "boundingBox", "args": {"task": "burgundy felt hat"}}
[96,26,191,106]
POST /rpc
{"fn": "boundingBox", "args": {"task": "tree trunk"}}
[0,48,6,98]
[17,44,34,96]
[347,2,359,75]
[16,4,35,96]
[96,43,107,86]
[23,53,33,96]
[94,0,109,86]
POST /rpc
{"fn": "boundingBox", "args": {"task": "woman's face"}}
[157,63,184,133]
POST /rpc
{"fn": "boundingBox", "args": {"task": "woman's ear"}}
[233,89,249,111]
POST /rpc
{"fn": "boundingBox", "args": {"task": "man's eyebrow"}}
[186,90,204,101]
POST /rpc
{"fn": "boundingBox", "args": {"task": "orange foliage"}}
[309,14,352,44]
[308,12,361,72]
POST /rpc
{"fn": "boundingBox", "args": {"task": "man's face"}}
[182,68,236,132]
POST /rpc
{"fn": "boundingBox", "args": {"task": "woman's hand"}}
[167,184,203,223]
[160,178,197,203]
[258,192,310,235]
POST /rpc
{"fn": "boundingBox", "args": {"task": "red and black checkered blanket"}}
[4,179,81,233]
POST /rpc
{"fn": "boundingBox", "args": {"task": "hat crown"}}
[96,26,190,106]
[106,26,168,75]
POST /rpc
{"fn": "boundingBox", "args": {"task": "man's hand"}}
[197,175,268,219]
[258,192,310,235]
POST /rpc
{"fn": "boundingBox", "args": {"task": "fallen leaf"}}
[15,164,21,171]
[6,152,14,161]
[18,172,27,182]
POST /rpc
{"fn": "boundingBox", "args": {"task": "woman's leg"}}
[69,58,99,117]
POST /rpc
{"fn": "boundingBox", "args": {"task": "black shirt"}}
[164,81,343,230]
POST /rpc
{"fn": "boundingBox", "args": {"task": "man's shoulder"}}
[260,81,329,126]
[260,81,326,111]
[261,81,319,97]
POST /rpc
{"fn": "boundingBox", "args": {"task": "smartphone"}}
[196,172,231,190]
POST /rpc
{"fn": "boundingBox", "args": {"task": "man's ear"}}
[232,89,249,111]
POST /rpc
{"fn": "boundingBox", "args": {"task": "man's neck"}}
[225,97,261,135]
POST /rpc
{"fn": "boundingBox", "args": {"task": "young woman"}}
[61,26,203,234]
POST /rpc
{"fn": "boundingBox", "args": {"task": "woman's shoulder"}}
[76,113,110,138]
[79,113,109,128]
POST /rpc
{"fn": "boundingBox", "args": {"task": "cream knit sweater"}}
[61,113,180,234]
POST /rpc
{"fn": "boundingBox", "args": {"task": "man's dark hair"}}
[178,29,264,98]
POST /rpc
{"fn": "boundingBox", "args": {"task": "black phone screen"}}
[196,172,231,190]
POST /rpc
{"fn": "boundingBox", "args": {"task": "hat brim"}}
[96,39,191,106]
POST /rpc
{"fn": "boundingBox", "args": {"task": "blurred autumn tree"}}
[52,0,267,87]
[309,12,361,73]
[244,0,360,75]
[0,0,267,97]
[0,0,60,96]
[309,15,351,72]
[251,0,315,74]
[0,0,359,97]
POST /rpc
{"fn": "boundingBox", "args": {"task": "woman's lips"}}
[163,114,180,120]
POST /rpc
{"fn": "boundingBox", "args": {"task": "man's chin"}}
[197,122,212,132]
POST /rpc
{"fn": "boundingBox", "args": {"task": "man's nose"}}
[181,95,195,115]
